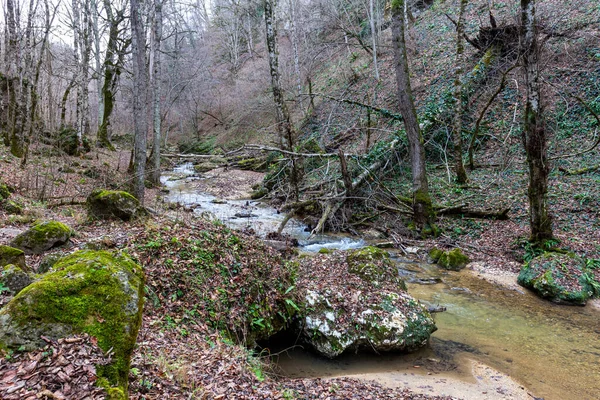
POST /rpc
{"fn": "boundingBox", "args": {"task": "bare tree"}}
[264,0,299,199]
[149,0,164,185]
[452,0,468,183]
[391,0,435,233]
[520,0,552,243]
[131,0,149,202]
[97,0,129,149]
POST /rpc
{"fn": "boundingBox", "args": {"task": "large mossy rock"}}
[429,247,470,271]
[0,250,144,395]
[296,249,436,358]
[517,252,597,305]
[9,221,72,255]
[87,189,143,221]
[0,245,27,271]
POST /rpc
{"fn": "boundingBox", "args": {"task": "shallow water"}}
[162,165,600,400]
[275,262,600,400]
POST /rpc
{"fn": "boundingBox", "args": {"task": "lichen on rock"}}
[296,251,435,358]
[0,250,144,395]
[86,189,143,221]
[429,247,470,271]
[9,220,72,255]
[517,252,595,305]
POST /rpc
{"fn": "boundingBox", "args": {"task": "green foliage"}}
[178,136,216,154]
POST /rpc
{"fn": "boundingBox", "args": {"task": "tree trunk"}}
[369,0,379,80]
[149,0,164,185]
[452,0,468,183]
[390,0,435,233]
[264,0,299,200]
[97,0,127,150]
[131,0,148,203]
[520,0,552,243]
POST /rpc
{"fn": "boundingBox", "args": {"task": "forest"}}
[0,0,599,399]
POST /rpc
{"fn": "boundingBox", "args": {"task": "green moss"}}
[3,200,23,214]
[87,189,142,221]
[318,247,332,254]
[1,250,144,392]
[430,247,469,271]
[0,183,10,200]
[518,252,592,305]
[10,221,72,254]
[347,247,406,290]
[0,245,26,270]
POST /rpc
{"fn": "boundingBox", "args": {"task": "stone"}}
[296,251,435,358]
[2,199,23,214]
[0,245,27,271]
[429,247,470,271]
[9,221,72,255]
[517,252,596,305]
[0,250,144,394]
[86,189,143,221]
[1,264,32,295]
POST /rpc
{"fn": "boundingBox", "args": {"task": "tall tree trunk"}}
[390,0,435,233]
[149,0,163,185]
[91,0,104,130]
[520,0,552,243]
[264,0,299,200]
[97,0,127,150]
[452,0,468,183]
[131,0,148,203]
[287,0,303,111]
[369,0,379,80]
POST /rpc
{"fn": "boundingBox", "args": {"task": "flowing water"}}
[162,165,600,400]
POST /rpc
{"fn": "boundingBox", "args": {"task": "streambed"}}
[161,164,600,400]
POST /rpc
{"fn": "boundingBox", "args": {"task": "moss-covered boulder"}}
[87,189,143,221]
[346,246,406,290]
[0,245,27,271]
[0,183,11,201]
[296,251,435,358]
[0,250,144,395]
[9,221,72,255]
[1,264,32,295]
[2,199,23,214]
[517,252,595,305]
[429,247,470,271]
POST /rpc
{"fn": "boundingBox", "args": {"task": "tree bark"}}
[452,0,468,183]
[390,0,435,232]
[520,0,552,243]
[149,0,164,185]
[131,0,148,203]
[264,0,299,200]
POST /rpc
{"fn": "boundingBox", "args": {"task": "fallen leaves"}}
[0,334,111,400]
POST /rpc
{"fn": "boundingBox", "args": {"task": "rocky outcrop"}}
[295,247,436,358]
[518,252,599,305]
[86,189,143,221]
[0,250,144,396]
[9,221,72,255]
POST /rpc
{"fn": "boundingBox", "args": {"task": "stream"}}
[161,164,600,400]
